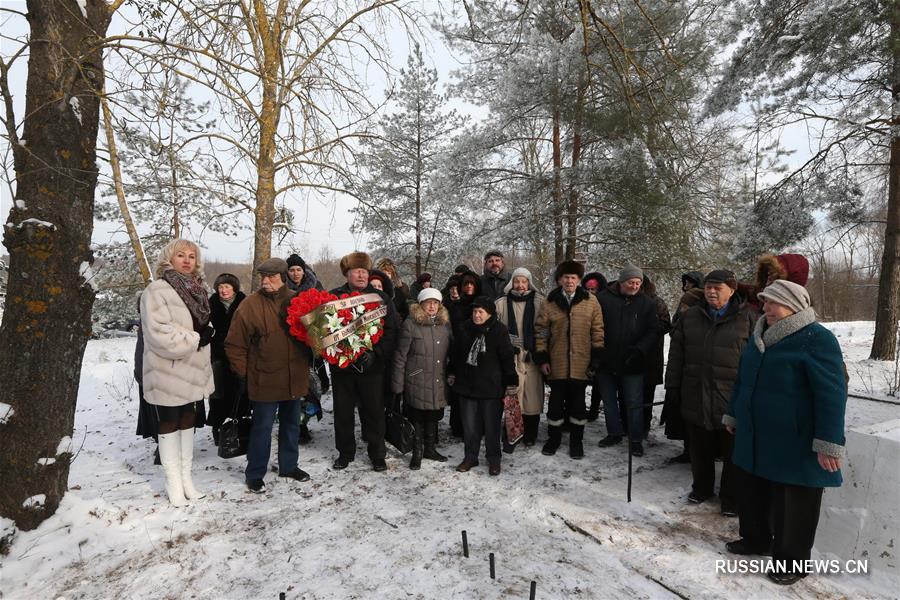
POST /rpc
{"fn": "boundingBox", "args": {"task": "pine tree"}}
[352,44,465,276]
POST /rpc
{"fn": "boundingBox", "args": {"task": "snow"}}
[17,218,56,230]
[37,457,57,466]
[0,325,897,599]
[22,495,46,509]
[69,96,83,125]
[76,0,87,18]
[79,261,99,292]
[14,199,25,209]
[57,436,73,456]
[0,401,13,424]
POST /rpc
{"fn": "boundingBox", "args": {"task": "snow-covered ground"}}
[1,323,898,599]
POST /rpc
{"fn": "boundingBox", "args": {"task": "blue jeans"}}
[460,396,504,464]
[598,373,644,441]
[245,399,300,481]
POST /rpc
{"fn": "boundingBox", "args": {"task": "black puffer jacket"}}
[449,316,517,400]
[665,298,756,430]
[210,291,246,362]
[596,283,659,375]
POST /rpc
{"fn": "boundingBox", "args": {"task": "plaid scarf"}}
[161,269,211,333]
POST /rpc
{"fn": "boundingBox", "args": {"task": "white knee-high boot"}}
[158,432,187,506]
[179,428,205,500]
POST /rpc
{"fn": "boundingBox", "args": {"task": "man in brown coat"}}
[533,260,605,459]
[225,257,310,493]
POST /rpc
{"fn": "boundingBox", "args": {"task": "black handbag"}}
[384,394,416,454]
[218,387,252,459]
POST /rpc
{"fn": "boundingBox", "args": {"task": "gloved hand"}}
[198,325,215,349]
[504,386,518,397]
[586,359,600,378]
[540,363,551,376]
[446,374,456,387]
[353,351,375,373]
[512,346,521,355]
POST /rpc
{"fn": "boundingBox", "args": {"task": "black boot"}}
[569,424,584,460]
[523,414,539,446]
[153,445,161,465]
[587,395,600,422]
[299,424,312,445]
[410,421,424,470]
[542,425,562,456]
[423,421,448,462]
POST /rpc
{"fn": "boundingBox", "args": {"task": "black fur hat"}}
[213,272,241,293]
[554,260,585,280]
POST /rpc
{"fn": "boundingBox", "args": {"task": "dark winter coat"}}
[447,272,483,336]
[328,282,399,378]
[533,287,605,381]
[224,285,309,402]
[724,308,846,488]
[643,279,672,385]
[673,288,705,324]
[665,298,756,430]
[480,269,511,301]
[391,303,452,410]
[449,316,518,400]
[595,283,660,375]
[209,291,246,362]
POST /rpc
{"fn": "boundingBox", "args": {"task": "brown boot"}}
[489,463,501,476]
[455,460,478,472]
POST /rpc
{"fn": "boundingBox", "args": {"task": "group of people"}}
[137,241,847,586]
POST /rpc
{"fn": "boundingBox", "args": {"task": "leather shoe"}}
[720,500,738,517]
[667,451,691,464]
[726,539,771,556]
[246,479,266,494]
[767,572,805,585]
[598,435,622,447]
[279,468,310,482]
[688,490,714,504]
[332,455,353,470]
[372,459,387,472]
[629,441,644,457]
[489,463,501,476]
[456,460,478,472]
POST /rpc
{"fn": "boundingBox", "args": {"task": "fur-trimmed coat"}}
[391,303,452,410]
[533,287,605,381]
[140,279,215,407]
[724,308,846,488]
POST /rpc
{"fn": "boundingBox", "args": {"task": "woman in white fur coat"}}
[140,239,215,506]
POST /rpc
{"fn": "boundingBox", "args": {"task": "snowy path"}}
[2,323,898,599]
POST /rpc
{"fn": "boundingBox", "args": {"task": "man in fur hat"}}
[328,251,399,471]
[533,260,605,459]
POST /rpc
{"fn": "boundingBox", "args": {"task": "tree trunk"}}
[0,0,109,531]
[100,92,152,283]
[565,84,585,262]
[415,110,423,276]
[552,110,563,265]
[871,7,900,360]
[249,1,283,291]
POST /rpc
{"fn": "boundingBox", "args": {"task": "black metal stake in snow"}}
[462,530,469,557]
[530,580,537,599]
[489,553,495,579]
[625,399,664,503]
[279,593,285,600]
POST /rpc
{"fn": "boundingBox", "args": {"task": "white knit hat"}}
[758,279,810,313]
[418,288,443,304]
[503,267,535,294]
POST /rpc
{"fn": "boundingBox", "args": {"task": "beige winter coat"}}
[534,287,605,381]
[495,292,546,415]
[140,279,215,407]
